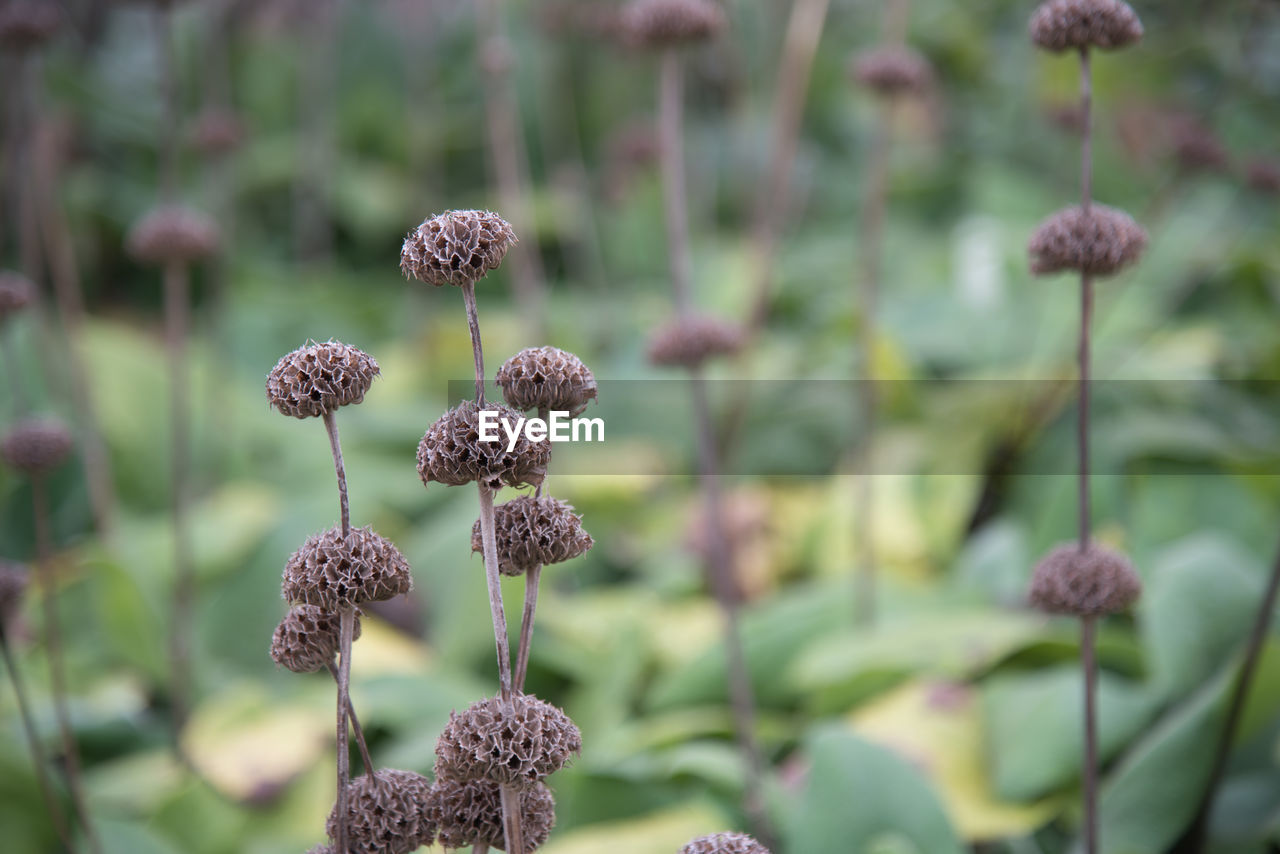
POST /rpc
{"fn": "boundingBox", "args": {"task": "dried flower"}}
[190,107,245,157]
[0,271,35,322]
[266,341,381,419]
[1171,118,1229,173]
[850,46,932,97]
[0,561,28,627]
[416,400,550,491]
[126,205,221,266]
[496,346,598,417]
[431,778,555,853]
[620,0,725,48]
[1028,0,1143,52]
[680,832,772,854]
[325,769,438,854]
[0,1,60,52]
[1027,205,1147,277]
[1028,542,1141,616]
[1246,159,1280,195]
[434,693,582,788]
[647,314,743,368]
[270,604,362,674]
[400,210,518,288]
[282,526,413,611]
[471,495,594,577]
[1,418,74,475]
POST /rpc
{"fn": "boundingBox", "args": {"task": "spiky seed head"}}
[496,346,598,417]
[400,210,517,288]
[190,107,244,157]
[1027,205,1147,277]
[434,693,582,787]
[431,778,555,853]
[266,341,381,419]
[416,400,550,491]
[0,561,29,627]
[0,271,35,322]
[126,205,221,266]
[850,46,933,97]
[1247,159,1280,195]
[620,0,725,49]
[1,418,74,474]
[1028,543,1142,616]
[281,526,413,610]
[325,769,438,854]
[1171,118,1229,173]
[471,495,594,577]
[680,832,773,854]
[647,314,743,368]
[269,604,362,673]
[1028,0,1142,52]
[0,1,60,51]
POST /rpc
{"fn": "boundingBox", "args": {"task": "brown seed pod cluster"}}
[470,495,594,577]
[647,314,744,368]
[434,693,582,788]
[496,346,598,417]
[269,604,363,674]
[850,46,933,98]
[432,778,556,853]
[281,526,413,611]
[0,271,35,322]
[266,341,381,419]
[1171,118,1229,173]
[190,107,245,157]
[416,400,550,491]
[1028,0,1143,52]
[0,1,60,51]
[1028,542,1142,617]
[400,210,518,288]
[1027,204,1147,277]
[619,0,726,48]
[680,832,773,854]
[1,418,74,475]
[1247,159,1280,195]
[126,205,221,266]
[0,561,28,627]
[325,769,438,854]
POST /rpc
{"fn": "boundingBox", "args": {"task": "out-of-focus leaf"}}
[540,803,728,854]
[96,818,184,854]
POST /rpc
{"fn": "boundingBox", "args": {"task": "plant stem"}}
[1,330,29,414]
[514,406,549,693]
[657,49,692,313]
[164,260,194,741]
[474,845,490,854]
[461,281,487,404]
[323,412,350,536]
[153,4,179,202]
[292,0,338,263]
[334,606,354,854]
[1080,616,1098,854]
[500,783,526,854]
[1077,47,1093,551]
[476,484,514,706]
[326,661,373,777]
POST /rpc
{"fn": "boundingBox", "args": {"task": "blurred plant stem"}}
[293,0,339,264]
[513,407,549,694]
[164,260,195,740]
[326,661,374,776]
[324,409,354,852]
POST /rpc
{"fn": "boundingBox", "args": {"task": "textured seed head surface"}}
[850,46,932,97]
[1028,0,1142,51]
[1247,159,1280,195]
[1171,118,1229,173]
[0,271,35,322]
[620,0,725,48]
[1,418,74,474]
[325,769,437,854]
[417,400,550,491]
[281,526,413,610]
[496,346,598,417]
[269,604,362,673]
[1028,205,1147,277]
[679,832,773,854]
[647,314,743,368]
[471,495,594,576]
[400,210,517,287]
[190,107,245,157]
[0,1,60,51]
[431,778,555,853]
[266,340,381,419]
[434,693,582,787]
[1028,543,1142,616]
[126,205,221,266]
[0,561,29,627]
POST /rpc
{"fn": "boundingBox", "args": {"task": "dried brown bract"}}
[620,0,725,49]
[1029,0,1143,52]
[1,418,74,475]
[1246,159,1280,195]
[0,271,35,322]
[416,400,550,491]
[850,46,932,98]
[325,769,438,854]
[496,346,598,417]
[647,314,743,368]
[190,107,245,157]
[126,205,221,266]
[680,831,773,854]
[266,341,381,419]
[270,604,362,674]
[1028,205,1146,277]
[282,526,413,611]
[400,210,518,288]
[431,778,555,853]
[1171,118,1229,173]
[1028,543,1141,616]
[434,693,582,788]
[0,561,28,627]
[0,1,60,52]
[470,495,594,577]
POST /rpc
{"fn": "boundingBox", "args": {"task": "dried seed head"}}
[265,341,381,419]
[416,400,550,491]
[400,210,517,288]
[269,604,362,673]
[325,769,438,854]
[1028,205,1147,277]
[1171,118,1229,173]
[850,46,932,97]
[1247,159,1280,195]
[471,495,594,577]
[431,778,556,853]
[680,832,773,854]
[496,346,598,417]
[1,418,74,475]
[126,205,221,266]
[0,561,29,627]
[620,0,725,49]
[0,1,60,51]
[281,526,413,610]
[190,107,245,157]
[434,693,582,787]
[1028,543,1142,616]
[647,314,743,368]
[0,271,35,322]
[1028,0,1142,52]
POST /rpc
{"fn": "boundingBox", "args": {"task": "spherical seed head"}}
[0,561,29,627]
[1028,205,1147,277]
[0,271,35,322]
[1171,118,1229,173]
[496,346,598,417]
[620,0,725,49]
[265,341,381,419]
[281,526,413,610]
[434,693,582,787]
[190,107,245,157]
[680,832,773,854]
[432,778,556,853]
[416,400,550,491]
[126,205,221,266]
[0,1,60,51]
[325,769,438,854]
[1,418,74,474]
[1247,159,1280,195]
[400,210,517,288]
[269,604,362,673]
[1028,543,1142,616]
[647,314,744,368]
[1028,0,1142,52]
[850,46,933,97]
[470,495,594,577]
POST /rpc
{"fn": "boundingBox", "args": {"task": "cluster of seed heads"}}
[325,769,438,854]
[0,561,28,628]
[1028,0,1143,52]
[266,341,381,419]
[647,314,744,368]
[434,693,582,788]
[400,210,518,288]
[620,0,725,49]
[282,526,414,611]
[0,272,34,322]
[270,604,362,674]
[417,400,551,490]
[1027,205,1147,277]
[497,346,599,417]
[850,46,933,98]
[126,205,221,266]
[0,1,60,51]
[680,832,773,854]
[1,418,74,475]
[1028,543,1142,617]
[432,778,556,853]
[470,495,595,577]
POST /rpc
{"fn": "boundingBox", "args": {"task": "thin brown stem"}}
[153,5,179,202]
[1077,47,1093,551]
[476,484,514,706]
[500,783,526,854]
[461,281,486,404]
[164,260,194,740]
[292,0,338,263]
[334,606,355,854]
[326,661,373,777]
[323,412,350,537]
[1081,616,1098,854]
[474,844,490,854]
[1079,48,1093,215]
[657,49,693,313]
[513,563,541,694]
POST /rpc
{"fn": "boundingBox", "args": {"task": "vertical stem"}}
[323,412,350,536]
[165,260,194,739]
[1,331,29,415]
[500,783,526,854]
[513,563,541,693]
[657,50,693,313]
[1077,46,1092,551]
[326,661,373,777]
[1081,616,1098,854]
[15,55,45,286]
[293,0,339,263]
[1079,48,1093,215]
[154,5,179,202]
[461,281,486,404]
[334,606,354,854]
[476,484,514,706]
